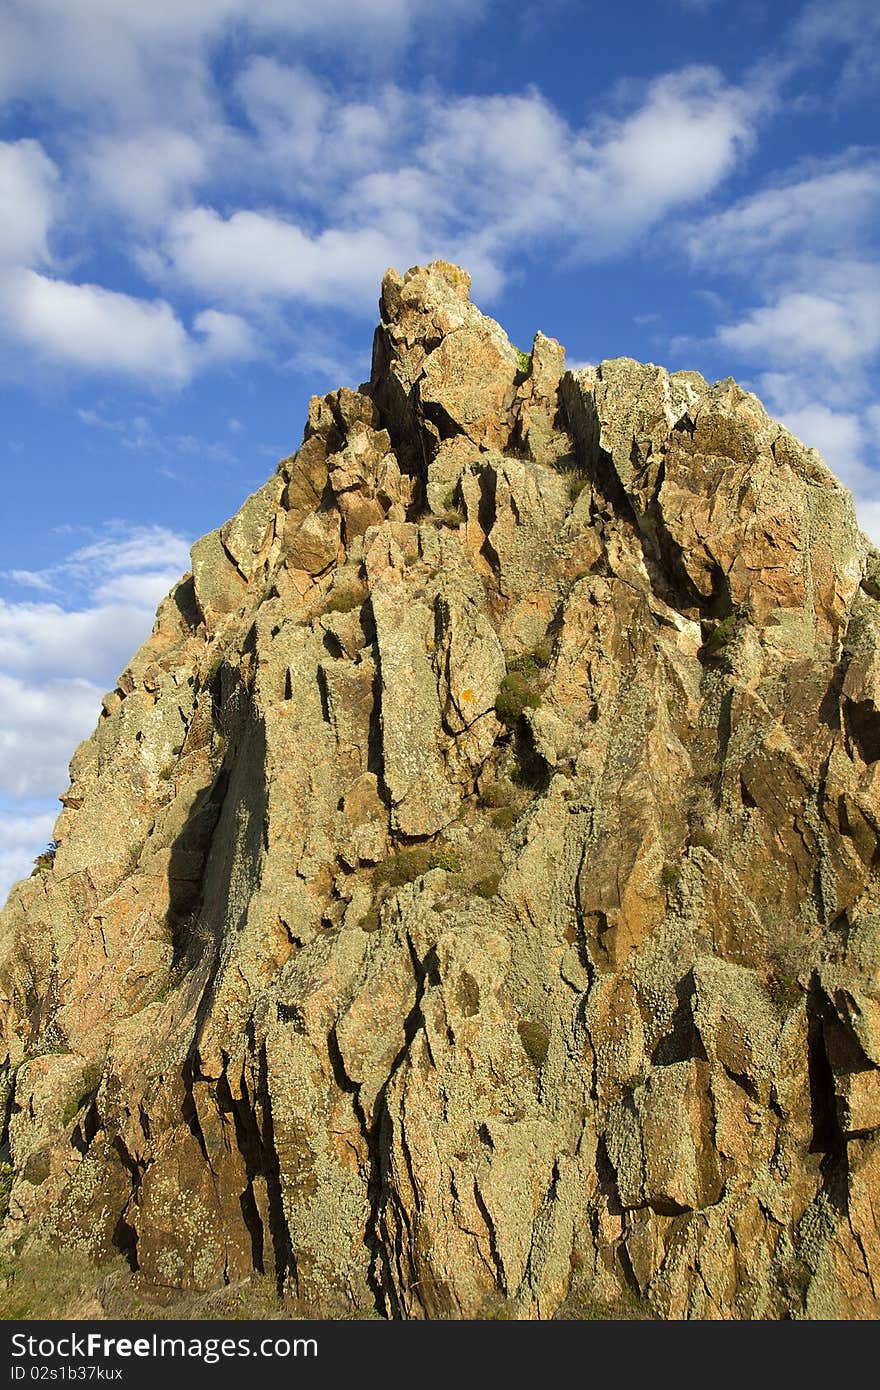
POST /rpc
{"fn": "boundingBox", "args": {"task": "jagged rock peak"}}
[1,263,880,1321]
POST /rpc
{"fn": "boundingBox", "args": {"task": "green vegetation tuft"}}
[661,862,682,889]
[507,639,553,680]
[702,613,738,661]
[556,1286,657,1320]
[768,971,801,1014]
[496,671,541,726]
[374,843,462,888]
[473,872,502,899]
[478,779,516,809]
[324,584,367,615]
[0,1163,13,1224]
[689,826,715,851]
[496,640,554,727]
[514,348,532,378]
[31,842,58,876]
[518,1018,550,1069]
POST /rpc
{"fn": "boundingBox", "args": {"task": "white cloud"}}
[84,127,208,223]
[0,269,257,385]
[233,60,408,196]
[0,1,483,124]
[687,153,880,266]
[144,66,757,313]
[590,68,756,233]
[0,269,195,382]
[193,307,258,362]
[0,523,193,901]
[716,266,880,370]
[359,68,756,261]
[0,808,60,902]
[0,596,163,684]
[2,524,191,609]
[791,0,880,97]
[0,138,59,266]
[0,134,256,386]
[154,207,406,312]
[0,673,103,797]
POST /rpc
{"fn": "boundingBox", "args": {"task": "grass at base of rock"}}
[495,641,554,727]
[473,872,502,898]
[767,970,802,1014]
[496,672,541,725]
[517,1018,550,1068]
[554,1285,656,1320]
[323,583,368,615]
[373,843,462,888]
[661,862,682,890]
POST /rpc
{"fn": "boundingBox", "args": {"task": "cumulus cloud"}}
[0,136,259,386]
[716,263,880,370]
[145,66,757,313]
[686,153,880,383]
[0,138,58,266]
[84,127,208,224]
[0,269,196,383]
[0,523,192,900]
[687,153,880,267]
[153,208,407,312]
[0,807,60,900]
[0,1,484,124]
[683,146,880,542]
[0,673,104,798]
[3,523,190,603]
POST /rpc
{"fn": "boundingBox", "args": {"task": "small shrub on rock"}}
[517,1018,550,1068]
[374,843,461,888]
[324,584,367,615]
[31,842,58,876]
[473,872,502,898]
[496,672,541,726]
[478,779,516,809]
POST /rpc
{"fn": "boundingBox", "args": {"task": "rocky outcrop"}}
[2,261,880,1319]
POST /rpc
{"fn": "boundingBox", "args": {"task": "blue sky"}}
[0,0,878,895]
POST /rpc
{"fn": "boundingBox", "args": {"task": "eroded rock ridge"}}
[2,261,880,1319]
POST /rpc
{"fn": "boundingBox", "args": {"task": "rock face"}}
[2,260,880,1320]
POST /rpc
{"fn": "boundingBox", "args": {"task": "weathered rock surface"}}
[2,260,880,1319]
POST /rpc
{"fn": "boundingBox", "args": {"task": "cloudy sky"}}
[0,0,878,896]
